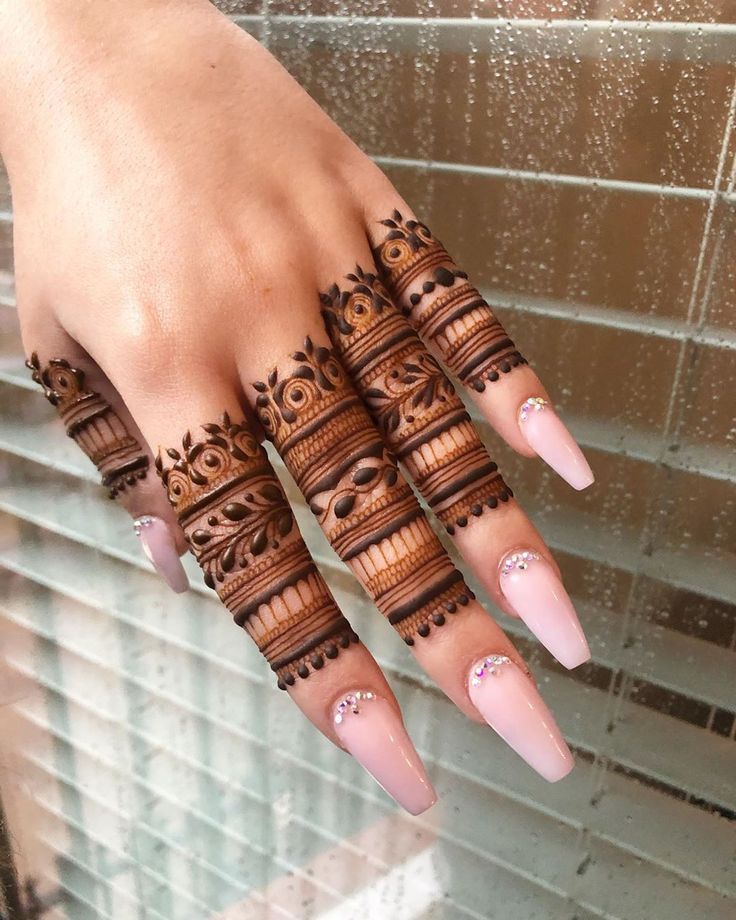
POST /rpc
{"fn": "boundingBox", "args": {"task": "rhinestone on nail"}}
[501,551,541,576]
[519,397,548,423]
[334,690,376,724]
[133,515,155,537]
[470,655,512,687]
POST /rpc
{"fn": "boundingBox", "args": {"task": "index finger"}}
[370,208,595,491]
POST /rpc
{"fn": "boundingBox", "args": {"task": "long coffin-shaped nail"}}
[468,656,574,782]
[518,398,594,491]
[332,691,437,815]
[134,516,189,594]
[500,552,590,669]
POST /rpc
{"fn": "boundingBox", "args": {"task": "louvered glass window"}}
[1,3,734,918]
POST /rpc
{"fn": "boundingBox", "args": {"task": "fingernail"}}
[134,516,189,594]
[468,656,574,782]
[518,398,594,490]
[500,552,590,669]
[332,691,437,815]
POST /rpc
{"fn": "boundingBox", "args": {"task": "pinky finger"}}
[23,344,189,592]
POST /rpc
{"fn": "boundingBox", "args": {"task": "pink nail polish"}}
[468,656,574,783]
[518,398,594,490]
[134,516,189,594]
[332,691,437,815]
[500,552,590,669]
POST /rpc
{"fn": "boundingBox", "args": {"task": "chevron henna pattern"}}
[321,267,512,535]
[372,211,527,391]
[254,340,475,644]
[25,352,149,498]
[156,413,355,688]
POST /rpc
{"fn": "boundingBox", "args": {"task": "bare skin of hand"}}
[1,0,594,813]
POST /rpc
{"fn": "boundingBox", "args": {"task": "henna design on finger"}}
[25,353,149,498]
[155,413,355,687]
[254,340,475,645]
[372,211,527,392]
[321,268,512,534]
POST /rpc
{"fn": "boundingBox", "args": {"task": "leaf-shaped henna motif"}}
[159,421,296,587]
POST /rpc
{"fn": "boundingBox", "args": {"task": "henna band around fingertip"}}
[26,352,149,498]
[372,211,527,391]
[155,413,355,687]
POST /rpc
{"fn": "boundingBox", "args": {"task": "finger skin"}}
[320,264,523,599]
[288,643,437,815]
[409,597,524,723]
[453,508,590,670]
[155,412,357,687]
[469,366,549,458]
[248,333,488,718]
[26,351,150,497]
[408,598,575,785]
[370,209,525,395]
[451,499,559,615]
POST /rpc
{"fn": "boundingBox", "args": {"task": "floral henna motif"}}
[254,340,475,645]
[155,413,355,688]
[321,269,512,534]
[372,211,527,392]
[25,352,149,498]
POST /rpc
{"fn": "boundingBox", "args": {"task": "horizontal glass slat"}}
[234,15,736,65]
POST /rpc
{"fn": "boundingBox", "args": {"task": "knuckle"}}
[115,306,169,369]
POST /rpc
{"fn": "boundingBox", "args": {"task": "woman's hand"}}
[3,0,594,813]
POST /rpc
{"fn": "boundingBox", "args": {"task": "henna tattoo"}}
[372,211,527,392]
[25,353,149,498]
[254,340,475,644]
[321,268,512,534]
[155,413,355,687]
